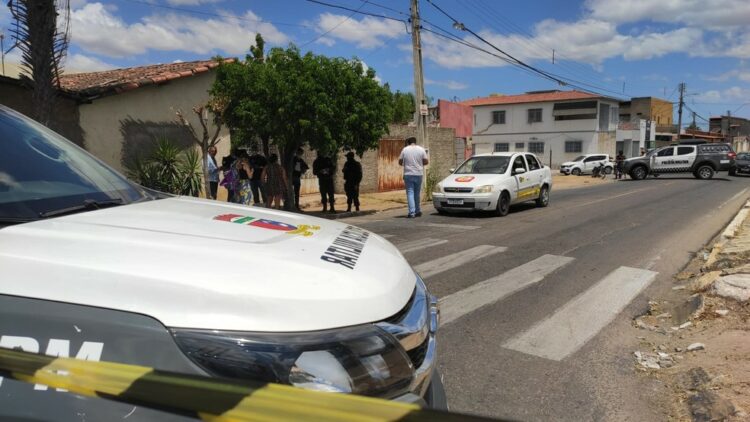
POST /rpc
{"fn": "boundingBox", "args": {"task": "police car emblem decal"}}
[213,214,320,237]
[455,176,475,182]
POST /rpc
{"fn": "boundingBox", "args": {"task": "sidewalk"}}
[631,201,750,420]
[298,174,614,218]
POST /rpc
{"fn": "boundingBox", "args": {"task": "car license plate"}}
[447,199,464,205]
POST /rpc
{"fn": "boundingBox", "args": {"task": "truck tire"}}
[425,371,449,410]
[629,165,648,180]
[694,165,714,180]
[536,185,550,207]
[571,168,581,176]
[494,191,510,217]
[729,167,737,177]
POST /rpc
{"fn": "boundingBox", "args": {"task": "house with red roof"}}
[461,90,621,167]
[0,59,232,174]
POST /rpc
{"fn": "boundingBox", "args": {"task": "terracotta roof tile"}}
[460,90,604,107]
[58,58,235,98]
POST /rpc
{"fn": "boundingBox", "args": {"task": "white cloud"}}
[425,79,468,90]
[316,37,336,47]
[586,0,750,29]
[695,86,750,103]
[64,53,114,72]
[166,0,223,5]
[313,13,404,49]
[706,68,750,82]
[69,2,289,58]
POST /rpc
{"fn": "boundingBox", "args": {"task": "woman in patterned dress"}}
[236,157,254,205]
[262,154,288,210]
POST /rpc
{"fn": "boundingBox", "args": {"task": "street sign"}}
[420,104,428,116]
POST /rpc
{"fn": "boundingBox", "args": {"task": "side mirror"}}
[449,168,455,173]
[514,168,527,175]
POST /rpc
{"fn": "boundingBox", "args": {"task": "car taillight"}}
[728,152,737,159]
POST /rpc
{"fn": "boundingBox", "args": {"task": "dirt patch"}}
[552,173,615,190]
[631,251,750,421]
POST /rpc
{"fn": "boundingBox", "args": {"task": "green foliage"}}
[128,138,203,197]
[386,86,415,124]
[424,164,443,201]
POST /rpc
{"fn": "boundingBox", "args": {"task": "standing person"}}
[399,137,428,218]
[342,151,362,212]
[615,150,626,179]
[262,154,288,210]
[248,147,267,206]
[206,146,219,199]
[640,147,647,156]
[235,156,254,205]
[221,148,238,202]
[292,148,309,211]
[313,152,336,213]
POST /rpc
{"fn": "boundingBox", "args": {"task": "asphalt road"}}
[340,174,750,421]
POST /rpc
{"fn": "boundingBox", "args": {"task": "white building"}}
[462,90,620,168]
[615,120,656,158]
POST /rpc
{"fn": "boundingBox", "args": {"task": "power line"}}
[121,0,313,28]
[303,0,404,22]
[300,0,368,47]
[424,0,625,99]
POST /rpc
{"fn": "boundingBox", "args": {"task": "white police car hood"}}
[0,197,415,332]
[440,173,507,189]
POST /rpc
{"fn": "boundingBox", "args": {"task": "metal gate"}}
[378,138,405,192]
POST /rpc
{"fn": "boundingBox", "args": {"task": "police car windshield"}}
[0,106,148,223]
[455,156,511,174]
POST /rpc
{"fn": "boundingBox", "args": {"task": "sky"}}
[1,0,749,126]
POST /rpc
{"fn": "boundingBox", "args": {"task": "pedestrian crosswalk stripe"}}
[439,254,574,325]
[503,266,657,361]
[414,245,507,279]
[418,223,481,230]
[397,238,449,253]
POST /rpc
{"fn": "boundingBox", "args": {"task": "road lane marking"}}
[718,188,749,209]
[414,245,507,279]
[418,223,481,230]
[397,238,449,253]
[570,187,654,208]
[439,254,574,325]
[503,266,658,361]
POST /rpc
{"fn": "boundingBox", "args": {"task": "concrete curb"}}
[704,200,750,270]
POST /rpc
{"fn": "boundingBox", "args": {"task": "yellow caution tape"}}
[0,348,500,421]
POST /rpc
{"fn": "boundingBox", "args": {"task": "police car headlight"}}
[474,185,493,193]
[170,324,414,398]
[432,182,443,193]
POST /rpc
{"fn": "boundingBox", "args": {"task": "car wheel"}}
[604,166,613,174]
[494,192,510,217]
[629,165,647,180]
[536,185,550,207]
[729,168,737,176]
[571,168,582,176]
[425,371,448,410]
[695,165,715,180]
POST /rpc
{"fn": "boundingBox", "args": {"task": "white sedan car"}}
[432,152,552,216]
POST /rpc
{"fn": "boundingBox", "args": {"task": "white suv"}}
[560,154,613,176]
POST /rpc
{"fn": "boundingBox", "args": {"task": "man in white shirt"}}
[206,146,219,199]
[399,137,429,218]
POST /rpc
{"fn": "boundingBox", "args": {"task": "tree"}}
[213,42,392,210]
[175,98,225,199]
[7,0,70,127]
[128,138,203,197]
[388,88,416,124]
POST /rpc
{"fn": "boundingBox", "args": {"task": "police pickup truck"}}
[0,105,445,421]
[621,143,736,180]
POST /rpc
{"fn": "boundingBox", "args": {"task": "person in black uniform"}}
[313,152,336,213]
[292,148,309,211]
[342,151,362,212]
[248,148,267,205]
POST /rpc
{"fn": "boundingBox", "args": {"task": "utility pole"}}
[410,0,429,151]
[692,112,696,138]
[727,110,732,144]
[0,33,5,76]
[677,82,686,136]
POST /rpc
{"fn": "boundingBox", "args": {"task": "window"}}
[599,103,610,130]
[512,155,528,174]
[677,146,695,155]
[526,154,541,170]
[494,143,509,152]
[584,155,606,162]
[527,108,542,123]
[455,156,511,174]
[656,148,674,157]
[565,141,583,153]
[492,110,506,124]
[555,114,597,121]
[528,142,545,153]
[515,142,525,150]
